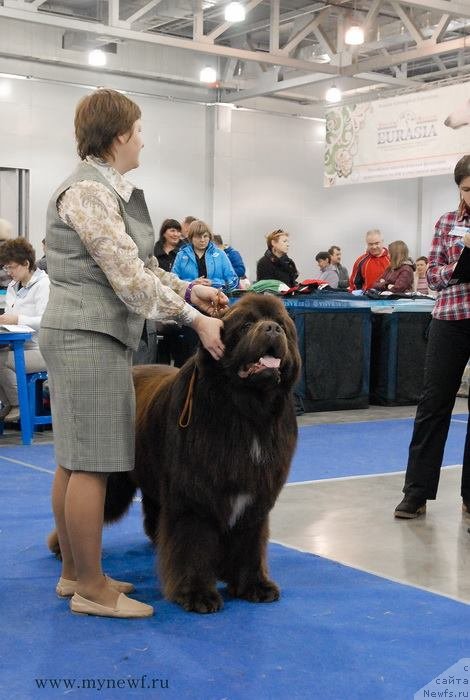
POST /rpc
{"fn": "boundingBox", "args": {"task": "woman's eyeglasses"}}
[2,263,20,272]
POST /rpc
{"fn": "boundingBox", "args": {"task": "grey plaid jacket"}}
[42,162,154,350]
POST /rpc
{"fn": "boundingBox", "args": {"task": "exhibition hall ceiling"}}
[0,0,469,110]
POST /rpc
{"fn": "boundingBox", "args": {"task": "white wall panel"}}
[0,81,208,258]
[214,108,433,282]
[0,77,462,281]
[420,174,458,256]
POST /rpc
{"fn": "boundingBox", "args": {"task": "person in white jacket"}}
[0,238,50,422]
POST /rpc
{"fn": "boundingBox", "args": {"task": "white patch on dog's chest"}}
[250,436,262,464]
[228,494,253,528]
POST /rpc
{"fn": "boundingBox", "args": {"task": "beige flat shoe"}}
[56,575,135,597]
[70,592,154,618]
[4,407,20,422]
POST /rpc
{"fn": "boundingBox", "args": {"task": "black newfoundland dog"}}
[51,294,301,613]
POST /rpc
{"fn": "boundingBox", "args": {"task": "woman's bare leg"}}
[64,470,119,607]
[51,465,75,580]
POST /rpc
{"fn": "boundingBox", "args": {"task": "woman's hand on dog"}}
[190,284,229,317]
[191,314,225,360]
[189,286,228,359]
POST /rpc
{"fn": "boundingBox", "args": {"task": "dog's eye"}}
[241,322,253,332]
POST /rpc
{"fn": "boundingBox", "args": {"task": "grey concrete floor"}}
[272,397,470,605]
[0,426,53,446]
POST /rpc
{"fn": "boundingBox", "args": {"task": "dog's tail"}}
[104,471,137,523]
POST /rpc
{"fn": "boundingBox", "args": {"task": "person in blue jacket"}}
[213,234,246,278]
[172,220,239,292]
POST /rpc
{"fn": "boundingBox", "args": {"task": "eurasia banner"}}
[324,82,470,187]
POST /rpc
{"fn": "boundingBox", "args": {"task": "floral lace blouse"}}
[57,157,198,326]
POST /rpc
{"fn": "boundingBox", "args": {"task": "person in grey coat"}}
[315,251,339,288]
[328,245,349,290]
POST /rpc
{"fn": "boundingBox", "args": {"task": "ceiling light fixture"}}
[88,49,107,67]
[200,66,217,83]
[345,24,365,45]
[224,2,246,23]
[325,85,342,103]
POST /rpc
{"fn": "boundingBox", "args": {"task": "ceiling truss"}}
[0,0,469,110]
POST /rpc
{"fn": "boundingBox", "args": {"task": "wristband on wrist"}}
[184,281,197,304]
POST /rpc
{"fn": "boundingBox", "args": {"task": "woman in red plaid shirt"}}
[395,155,470,518]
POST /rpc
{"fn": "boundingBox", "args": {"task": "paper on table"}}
[0,324,35,333]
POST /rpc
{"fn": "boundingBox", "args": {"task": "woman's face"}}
[163,227,181,248]
[191,232,210,254]
[271,234,289,257]
[416,259,427,276]
[3,260,31,284]
[116,119,144,172]
[330,248,341,264]
[459,175,470,209]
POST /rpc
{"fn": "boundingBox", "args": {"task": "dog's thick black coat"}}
[107,294,300,612]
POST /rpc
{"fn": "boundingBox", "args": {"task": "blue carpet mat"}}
[292,415,467,482]
[1,461,469,700]
[0,414,466,484]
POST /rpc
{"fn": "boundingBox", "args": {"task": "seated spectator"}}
[256,229,298,288]
[0,238,50,422]
[350,229,390,290]
[213,234,248,282]
[154,218,183,271]
[172,220,239,291]
[171,220,237,367]
[414,255,435,296]
[152,219,186,367]
[315,251,339,288]
[181,215,197,243]
[136,218,183,367]
[0,219,13,289]
[328,245,349,290]
[372,240,415,293]
[37,238,47,272]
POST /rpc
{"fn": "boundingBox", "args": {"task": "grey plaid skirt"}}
[39,328,135,472]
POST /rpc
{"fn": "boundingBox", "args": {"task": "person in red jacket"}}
[349,229,390,291]
[372,240,415,293]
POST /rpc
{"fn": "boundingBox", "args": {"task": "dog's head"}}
[211,293,300,391]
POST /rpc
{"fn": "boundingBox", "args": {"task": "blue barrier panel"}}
[286,304,372,412]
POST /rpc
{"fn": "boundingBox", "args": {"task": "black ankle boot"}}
[394,496,426,519]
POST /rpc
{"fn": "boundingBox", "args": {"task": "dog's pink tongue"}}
[259,356,281,369]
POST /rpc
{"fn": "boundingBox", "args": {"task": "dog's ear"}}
[280,311,302,389]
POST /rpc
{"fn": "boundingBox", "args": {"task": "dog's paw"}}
[174,589,224,614]
[229,579,280,603]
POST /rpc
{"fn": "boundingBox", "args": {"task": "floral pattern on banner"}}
[324,103,371,186]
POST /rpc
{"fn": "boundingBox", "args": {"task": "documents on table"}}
[0,324,34,333]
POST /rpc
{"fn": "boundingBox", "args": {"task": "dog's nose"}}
[262,321,282,338]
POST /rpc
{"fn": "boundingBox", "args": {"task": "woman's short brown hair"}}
[454,155,470,186]
[0,237,36,270]
[188,220,213,242]
[75,89,141,161]
[266,229,288,251]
